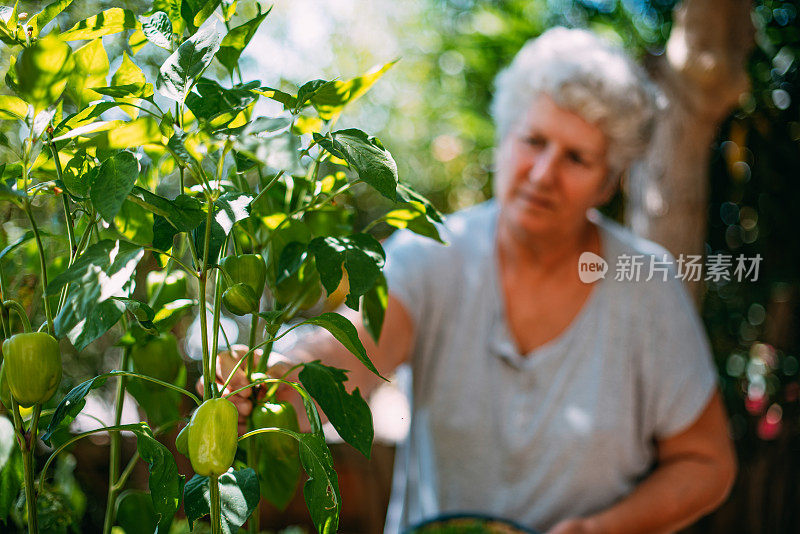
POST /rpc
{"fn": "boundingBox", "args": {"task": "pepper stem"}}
[3,299,32,333]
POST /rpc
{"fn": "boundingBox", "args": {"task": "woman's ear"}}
[594,173,620,207]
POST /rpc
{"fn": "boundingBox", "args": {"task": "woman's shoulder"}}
[590,211,693,308]
[590,209,673,261]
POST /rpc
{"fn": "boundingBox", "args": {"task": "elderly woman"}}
[223,27,737,534]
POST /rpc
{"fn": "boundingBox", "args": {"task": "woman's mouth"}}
[517,191,555,210]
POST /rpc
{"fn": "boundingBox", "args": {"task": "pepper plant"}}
[0,2,443,533]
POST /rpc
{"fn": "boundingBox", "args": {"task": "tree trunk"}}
[625,0,754,302]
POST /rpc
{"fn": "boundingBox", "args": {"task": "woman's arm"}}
[288,293,416,394]
[210,294,415,423]
[549,390,737,534]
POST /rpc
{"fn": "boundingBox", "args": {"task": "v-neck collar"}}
[486,207,612,370]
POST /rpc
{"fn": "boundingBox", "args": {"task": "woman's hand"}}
[195,344,295,434]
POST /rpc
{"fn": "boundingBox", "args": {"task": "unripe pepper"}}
[221,254,267,297]
[2,332,61,407]
[130,332,183,384]
[187,398,239,477]
[222,283,259,316]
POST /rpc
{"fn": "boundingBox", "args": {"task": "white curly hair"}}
[491,27,664,181]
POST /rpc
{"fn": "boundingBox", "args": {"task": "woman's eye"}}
[568,152,587,165]
[525,136,545,147]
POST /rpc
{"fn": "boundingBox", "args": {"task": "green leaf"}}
[185,78,258,129]
[298,362,373,458]
[135,424,184,532]
[60,150,95,198]
[91,151,140,222]
[362,272,387,343]
[276,241,308,284]
[252,86,296,109]
[68,38,109,108]
[113,297,157,334]
[47,239,144,348]
[192,192,252,263]
[0,230,36,263]
[216,7,270,74]
[300,431,340,533]
[153,299,195,331]
[308,234,385,310]
[59,298,126,352]
[42,374,111,443]
[140,11,173,50]
[0,95,28,120]
[0,417,22,522]
[153,0,184,37]
[396,182,444,224]
[28,0,74,38]
[57,101,124,131]
[183,469,260,534]
[311,60,396,121]
[15,34,73,112]
[384,203,444,243]
[115,195,155,244]
[115,490,159,534]
[157,20,221,103]
[93,52,153,101]
[296,79,336,110]
[303,312,384,379]
[191,0,222,28]
[59,8,139,41]
[82,117,164,150]
[128,188,205,249]
[313,129,398,201]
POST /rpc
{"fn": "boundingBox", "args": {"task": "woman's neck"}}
[496,215,599,276]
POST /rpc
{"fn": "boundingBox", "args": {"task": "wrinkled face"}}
[495,94,612,242]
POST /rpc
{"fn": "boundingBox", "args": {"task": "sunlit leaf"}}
[311,60,397,121]
[46,240,144,348]
[0,95,28,120]
[27,0,74,38]
[15,34,73,112]
[314,129,398,201]
[384,202,444,243]
[157,19,221,103]
[59,8,139,41]
[215,7,271,74]
[91,151,140,222]
[140,11,173,50]
[153,0,184,37]
[68,38,109,108]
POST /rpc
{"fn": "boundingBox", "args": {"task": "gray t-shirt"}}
[381,200,718,533]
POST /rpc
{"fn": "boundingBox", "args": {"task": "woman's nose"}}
[528,147,558,187]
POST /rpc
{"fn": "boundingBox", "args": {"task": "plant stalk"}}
[23,202,53,335]
[103,348,131,534]
[200,197,215,401]
[20,402,42,534]
[210,475,222,534]
[246,312,260,534]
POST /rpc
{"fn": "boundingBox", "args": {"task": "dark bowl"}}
[404,513,540,534]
